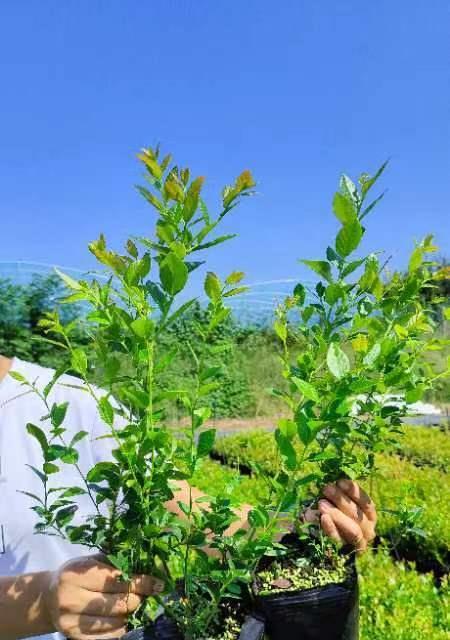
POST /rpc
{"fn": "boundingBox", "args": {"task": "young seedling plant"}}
[256,161,449,592]
[15,147,270,639]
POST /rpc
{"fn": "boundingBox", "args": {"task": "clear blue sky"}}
[0,1,449,286]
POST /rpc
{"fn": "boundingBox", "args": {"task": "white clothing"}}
[0,357,113,640]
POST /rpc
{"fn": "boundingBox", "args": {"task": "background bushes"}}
[1,273,448,417]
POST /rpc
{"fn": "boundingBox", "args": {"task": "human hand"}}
[304,479,377,553]
[44,556,164,640]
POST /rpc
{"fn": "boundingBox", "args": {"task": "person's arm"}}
[0,571,53,639]
[0,557,163,640]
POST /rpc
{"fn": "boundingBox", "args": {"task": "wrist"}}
[39,570,56,631]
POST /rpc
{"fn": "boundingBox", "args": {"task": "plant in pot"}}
[17,152,446,640]
[15,146,269,640]
[248,163,448,640]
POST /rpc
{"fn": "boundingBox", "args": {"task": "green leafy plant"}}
[17,146,262,638]
[270,162,448,488]
[250,162,450,590]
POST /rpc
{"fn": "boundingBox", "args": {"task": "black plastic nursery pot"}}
[95,613,265,640]
[254,557,359,640]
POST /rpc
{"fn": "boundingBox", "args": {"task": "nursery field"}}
[192,424,450,640]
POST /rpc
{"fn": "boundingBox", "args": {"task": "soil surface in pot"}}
[254,536,353,596]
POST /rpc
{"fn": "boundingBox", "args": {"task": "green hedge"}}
[213,426,450,474]
[213,429,281,474]
[358,551,449,640]
[368,454,449,572]
[399,426,450,471]
[192,458,268,505]
[212,429,450,570]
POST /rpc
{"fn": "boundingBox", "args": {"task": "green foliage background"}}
[1,272,447,418]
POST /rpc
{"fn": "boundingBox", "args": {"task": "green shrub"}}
[398,425,450,471]
[192,458,268,506]
[358,550,449,640]
[213,429,280,473]
[367,455,449,572]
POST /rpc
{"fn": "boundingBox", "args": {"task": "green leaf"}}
[297,415,311,446]
[70,431,89,447]
[26,464,47,484]
[226,271,245,285]
[359,255,379,291]
[43,462,59,475]
[183,176,204,222]
[363,343,381,367]
[204,272,222,302]
[326,343,350,379]
[126,239,138,258]
[277,418,296,440]
[86,462,119,485]
[9,370,27,383]
[55,268,82,291]
[193,234,237,252]
[335,220,363,257]
[223,286,248,298]
[130,317,154,339]
[326,246,344,264]
[409,246,423,273]
[324,283,343,305]
[50,402,68,429]
[394,324,408,338]
[340,174,359,207]
[136,186,164,212]
[300,260,332,283]
[146,281,169,312]
[293,283,306,305]
[197,429,216,458]
[193,407,212,429]
[332,192,357,224]
[55,505,78,527]
[156,221,176,245]
[274,320,287,343]
[291,377,319,402]
[296,412,323,446]
[98,397,115,426]
[360,191,386,220]
[124,254,151,285]
[159,253,188,295]
[26,423,48,455]
[274,429,297,471]
[138,151,163,179]
[71,348,87,376]
[341,258,365,278]
[360,160,389,198]
[18,490,44,505]
[59,487,86,499]
[405,386,425,404]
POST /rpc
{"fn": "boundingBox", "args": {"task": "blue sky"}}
[0,1,449,288]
